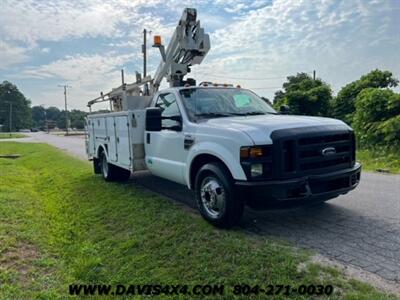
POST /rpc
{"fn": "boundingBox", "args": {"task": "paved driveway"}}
[4,132,400,283]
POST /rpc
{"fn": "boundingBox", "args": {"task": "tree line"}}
[0,81,87,131]
[272,69,399,150]
[1,69,399,150]
[31,106,87,130]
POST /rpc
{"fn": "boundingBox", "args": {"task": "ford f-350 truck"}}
[86,85,361,227]
[85,8,361,228]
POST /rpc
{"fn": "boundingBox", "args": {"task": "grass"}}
[0,142,397,299]
[357,149,400,174]
[0,133,27,139]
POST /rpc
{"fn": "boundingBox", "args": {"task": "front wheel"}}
[195,162,243,228]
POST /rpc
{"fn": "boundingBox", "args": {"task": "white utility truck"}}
[86,8,361,227]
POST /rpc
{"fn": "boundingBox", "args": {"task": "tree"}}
[0,81,32,131]
[353,88,400,149]
[273,73,332,116]
[45,106,61,121]
[56,110,67,129]
[332,69,398,124]
[69,109,87,129]
[32,106,46,128]
[31,106,87,130]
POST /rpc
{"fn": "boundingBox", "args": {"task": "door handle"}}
[184,135,195,149]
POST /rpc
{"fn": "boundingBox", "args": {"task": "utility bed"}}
[86,110,147,172]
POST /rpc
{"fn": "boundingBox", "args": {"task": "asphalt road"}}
[3,132,400,283]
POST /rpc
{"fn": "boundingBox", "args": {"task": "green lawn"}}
[0,133,27,139]
[357,149,400,174]
[0,142,396,299]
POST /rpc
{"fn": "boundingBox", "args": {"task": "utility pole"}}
[142,28,147,78]
[4,91,12,137]
[1,102,13,137]
[313,70,316,81]
[58,84,71,135]
[40,104,48,133]
[8,102,12,137]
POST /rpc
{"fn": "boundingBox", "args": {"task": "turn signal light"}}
[250,147,263,157]
[240,147,264,158]
[240,147,250,158]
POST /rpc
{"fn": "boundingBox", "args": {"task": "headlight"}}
[250,163,263,177]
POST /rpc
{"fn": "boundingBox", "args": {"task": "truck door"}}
[145,93,187,184]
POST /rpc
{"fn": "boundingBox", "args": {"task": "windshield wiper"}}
[194,113,234,119]
[194,112,274,119]
[230,112,267,116]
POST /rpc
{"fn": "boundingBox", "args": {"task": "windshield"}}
[179,88,277,122]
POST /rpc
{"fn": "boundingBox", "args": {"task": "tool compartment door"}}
[86,118,95,157]
[106,117,117,162]
[115,116,131,167]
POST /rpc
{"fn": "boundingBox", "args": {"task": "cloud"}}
[17,52,138,109]
[0,41,29,69]
[1,1,128,44]
[196,0,399,97]
[1,0,399,109]
[20,52,135,86]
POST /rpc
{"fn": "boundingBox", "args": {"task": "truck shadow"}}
[130,171,400,282]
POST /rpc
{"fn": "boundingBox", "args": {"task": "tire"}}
[99,151,131,181]
[93,158,101,174]
[114,166,131,181]
[195,162,244,228]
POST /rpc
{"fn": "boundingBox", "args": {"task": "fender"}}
[95,144,108,160]
[185,141,247,188]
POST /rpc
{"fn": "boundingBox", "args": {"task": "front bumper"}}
[235,163,361,209]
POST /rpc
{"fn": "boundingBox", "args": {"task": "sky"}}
[1,0,399,111]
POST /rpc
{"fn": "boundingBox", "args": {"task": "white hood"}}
[201,114,350,144]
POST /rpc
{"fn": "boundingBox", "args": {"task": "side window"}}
[155,93,181,129]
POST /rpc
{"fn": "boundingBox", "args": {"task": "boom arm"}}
[87,8,209,111]
[152,8,210,91]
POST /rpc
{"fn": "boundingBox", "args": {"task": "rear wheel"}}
[93,158,101,174]
[100,151,130,181]
[195,162,243,228]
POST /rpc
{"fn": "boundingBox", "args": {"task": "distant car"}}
[31,128,39,132]
[19,129,31,133]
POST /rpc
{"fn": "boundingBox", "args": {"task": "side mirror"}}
[280,105,290,115]
[146,107,162,131]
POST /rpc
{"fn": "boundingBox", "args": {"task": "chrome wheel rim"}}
[200,176,226,219]
[102,154,108,177]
